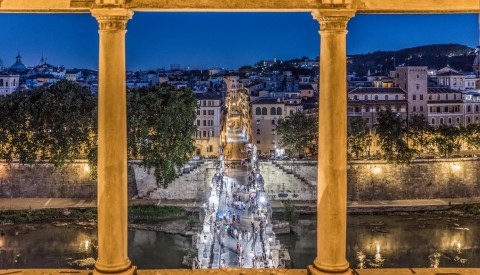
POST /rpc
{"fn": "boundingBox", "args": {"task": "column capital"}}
[91,8,133,31]
[312,9,355,33]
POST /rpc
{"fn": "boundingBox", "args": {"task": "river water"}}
[0,213,479,269]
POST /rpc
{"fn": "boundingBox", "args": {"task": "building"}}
[347,87,408,156]
[194,92,224,158]
[251,98,285,157]
[427,87,465,126]
[434,66,477,91]
[392,66,429,116]
[0,73,20,95]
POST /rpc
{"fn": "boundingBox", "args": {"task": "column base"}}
[307,265,351,275]
[94,265,136,275]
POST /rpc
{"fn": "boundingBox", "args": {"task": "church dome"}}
[10,53,27,71]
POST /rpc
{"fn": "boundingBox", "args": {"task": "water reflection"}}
[0,214,479,269]
[277,214,480,269]
[0,225,191,269]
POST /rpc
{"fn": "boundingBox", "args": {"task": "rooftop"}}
[348,87,406,94]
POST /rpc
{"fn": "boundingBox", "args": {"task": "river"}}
[0,213,479,269]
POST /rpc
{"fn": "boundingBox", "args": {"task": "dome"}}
[10,53,27,71]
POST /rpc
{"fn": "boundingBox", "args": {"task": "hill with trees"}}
[348,44,476,76]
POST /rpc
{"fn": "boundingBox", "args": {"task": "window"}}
[257,129,260,135]
[353,95,358,100]
[431,118,435,125]
[444,107,448,112]
[257,140,260,144]
[196,120,200,126]
[420,95,423,100]
[365,106,370,112]
[476,106,479,112]
[429,95,432,100]
[416,84,420,90]
[262,107,267,115]
[0,79,3,87]
[457,117,460,123]
[203,100,206,106]
[203,120,206,126]
[440,118,444,125]
[256,119,260,125]
[467,117,471,123]
[395,95,399,100]
[256,107,261,115]
[203,130,206,137]
[468,106,471,113]
[420,106,423,112]
[208,110,214,115]
[277,107,282,115]
[413,106,416,112]
[207,145,213,152]
[364,95,368,100]
[270,107,276,115]
[416,74,419,78]
[355,107,360,112]
[448,118,452,124]
[374,95,378,100]
[446,95,449,100]
[412,95,416,100]
[203,110,206,115]
[454,94,457,100]
[385,95,389,100]
[272,120,275,125]
[196,110,200,115]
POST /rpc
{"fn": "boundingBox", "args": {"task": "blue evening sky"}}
[0,13,477,70]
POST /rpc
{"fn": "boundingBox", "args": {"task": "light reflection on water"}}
[0,214,479,269]
[277,214,480,269]
[0,225,191,269]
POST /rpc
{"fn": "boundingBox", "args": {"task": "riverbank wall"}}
[261,158,480,201]
[0,160,215,200]
[2,158,480,202]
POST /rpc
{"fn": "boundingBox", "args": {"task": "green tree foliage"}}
[432,124,462,157]
[283,200,299,226]
[408,114,434,155]
[461,123,480,152]
[277,112,318,157]
[0,81,196,187]
[0,80,96,168]
[375,109,414,164]
[127,85,197,187]
[347,117,371,159]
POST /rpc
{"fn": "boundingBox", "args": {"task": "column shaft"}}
[309,10,354,275]
[92,8,135,275]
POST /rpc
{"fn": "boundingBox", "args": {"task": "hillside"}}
[348,44,476,76]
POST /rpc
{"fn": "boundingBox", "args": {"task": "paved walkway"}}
[2,196,479,212]
[211,166,269,268]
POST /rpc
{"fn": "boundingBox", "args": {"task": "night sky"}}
[0,12,477,70]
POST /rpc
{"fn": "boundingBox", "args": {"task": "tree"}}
[432,124,462,157]
[127,84,197,187]
[375,109,414,164]
[408,113,434,155]
[461,123,480,153]
[0,80,96,168]
[277,112,318,157]
[347,117,372,159]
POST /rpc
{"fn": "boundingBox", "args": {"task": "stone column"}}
[91,8,135,275]
[308,10,354,275]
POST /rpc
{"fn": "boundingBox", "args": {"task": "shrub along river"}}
[0,212,479,269]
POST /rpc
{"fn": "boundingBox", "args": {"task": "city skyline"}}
[0,13,477,71]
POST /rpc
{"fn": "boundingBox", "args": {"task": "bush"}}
[283,201,299,225]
